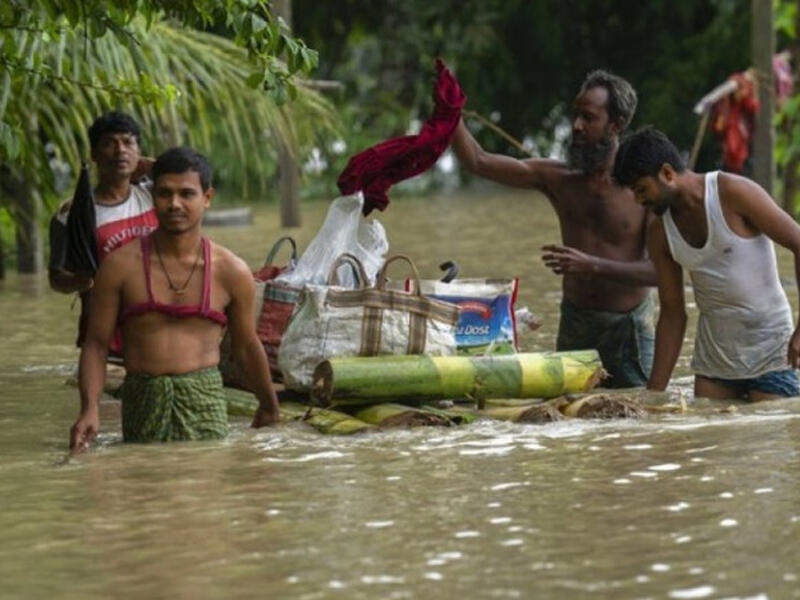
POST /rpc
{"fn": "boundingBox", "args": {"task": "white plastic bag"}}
[276,192,388,289]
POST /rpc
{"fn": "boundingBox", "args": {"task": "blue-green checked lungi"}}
[120,367,228,442]
[556,293,655,389]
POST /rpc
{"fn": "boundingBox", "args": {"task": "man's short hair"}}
[152,147,213,191]
[581,70,638,131]
[88,111,141,149]
[613,126,685,186]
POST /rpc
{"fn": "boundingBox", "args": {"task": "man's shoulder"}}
[716,170,762,199]
[95,239,140,285]
[547,165,614,187]
[210,241,254,292]
[528,158,571,181]
[105,236,142,262]
[131,181,153,200]
[552,170,636,204]
[116,181,153,210]
[210,241,249,272]
[129,183,154,213]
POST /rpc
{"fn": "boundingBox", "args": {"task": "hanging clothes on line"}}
[710,70,759,174]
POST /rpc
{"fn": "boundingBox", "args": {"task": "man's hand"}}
[131,156,155,183]
[70,272,94,292]
[251,402,280,428]
[50,269,94,294]
[541,244,596,275]
[788,326,800,369]
[69,408,99,453]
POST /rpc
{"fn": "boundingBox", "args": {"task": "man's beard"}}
[567,133,614,173]
[651,202,669,216]
[650,185,678,216]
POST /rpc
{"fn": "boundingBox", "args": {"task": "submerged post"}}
[274,0,301,228]
[751,0,774,194]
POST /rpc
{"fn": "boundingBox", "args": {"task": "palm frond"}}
[3,14,341,207]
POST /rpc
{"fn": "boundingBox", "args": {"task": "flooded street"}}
[2,189,800,599]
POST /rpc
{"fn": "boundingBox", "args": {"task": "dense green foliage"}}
[1,0,319,161]
[775,0,800,211]
[0,0,337,272]
[294,0,750,170]
[3,1,799,272]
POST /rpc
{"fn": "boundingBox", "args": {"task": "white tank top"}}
[54,182,157,261]
[662,171,793,378]
[94,183,157,260]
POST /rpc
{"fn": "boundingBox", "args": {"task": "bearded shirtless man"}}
[452,70,656,388]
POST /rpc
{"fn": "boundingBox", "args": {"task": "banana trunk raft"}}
[311,351,605,408]
[225,351,685,435]
[226,392,681,436]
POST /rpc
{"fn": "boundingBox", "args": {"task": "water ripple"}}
[668,585,716,599]
[266,450,348,463]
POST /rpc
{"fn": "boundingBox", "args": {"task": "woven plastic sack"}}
[255,237,302,380]
[278,254,458,391]
[221,236,297,389]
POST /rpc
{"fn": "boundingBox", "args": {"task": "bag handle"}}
[376,254,421,295]
[439,260,459,283]
[263,236,298,268]
[328,252,369,288]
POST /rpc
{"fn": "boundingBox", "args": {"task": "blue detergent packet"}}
[415,278,519,355]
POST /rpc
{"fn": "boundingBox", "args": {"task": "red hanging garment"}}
[711,72,759,173]
[337,58,466,216]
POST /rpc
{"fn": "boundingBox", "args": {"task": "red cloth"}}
[337,59,466,215]
[711,72,759,173]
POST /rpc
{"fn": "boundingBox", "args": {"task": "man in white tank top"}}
[613,127,800,400]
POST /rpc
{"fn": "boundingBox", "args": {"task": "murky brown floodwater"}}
[2,188,800,599]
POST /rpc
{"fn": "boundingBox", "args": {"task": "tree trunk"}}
[1,167,43,275]
[780,2,800,215]
[15,183,43,274]
[273,0,301,228]
[278,142,301,227]
[0,232,5,280]
[751,0,775,194]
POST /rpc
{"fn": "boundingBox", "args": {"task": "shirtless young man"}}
[49,111,158,356]
[452,70,656,388]
[613,127,800,400]
[70,147,279,449]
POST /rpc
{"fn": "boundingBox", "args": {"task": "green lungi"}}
[556,293,656,389]
[120,367,228,442]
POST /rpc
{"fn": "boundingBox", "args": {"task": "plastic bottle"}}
[514,306,542,334]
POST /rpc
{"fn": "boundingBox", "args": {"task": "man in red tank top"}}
[48,112,158,357]
[70,147,280,449]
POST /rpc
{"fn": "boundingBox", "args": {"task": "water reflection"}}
[2,190,800,598]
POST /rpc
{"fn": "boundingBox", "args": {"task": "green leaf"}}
[250,13,267,34]
[300,47,318,72]
[246,71,264,89]
[0,120,20,161]
[271,84,288,106]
